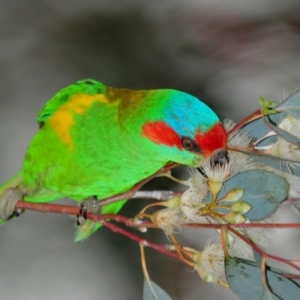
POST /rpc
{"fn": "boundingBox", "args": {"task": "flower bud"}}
[165,195,181,208]
[220,188,244,202]
[230,201,252,214]
[208,180,223,201]
[223,212,246,224]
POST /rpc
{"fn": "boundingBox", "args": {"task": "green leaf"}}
[207,170,288,220]
[226,257,300,300]
[143,280,172,300]
[259,97,278,115]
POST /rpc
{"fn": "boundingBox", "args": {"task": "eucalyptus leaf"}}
[253,250,262,267]
[206,170,288,220]
[242,90,300,140]
[268,266,300,288]
[236,90,300,175]
[226,257,300,300]
[237,149,300,177]
[287,108,300,119]
[276,88,300,119]
[143,280,172,300]
[290,278,300,288]
[239,115,271,143]
[263,115,300,147]
[260,287,281,300]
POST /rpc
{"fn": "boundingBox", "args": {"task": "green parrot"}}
[0,79,227,241]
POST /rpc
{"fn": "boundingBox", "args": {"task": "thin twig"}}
[14,200,300,272]
[140,243,159,300]
[227,109,262,135]
[13,201,300,231]
[131,190,183,200]
[102,220,180,260]
[285,198,300,204]
[98,163,179,207]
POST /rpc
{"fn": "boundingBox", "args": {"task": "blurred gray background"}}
[1,1,300,299]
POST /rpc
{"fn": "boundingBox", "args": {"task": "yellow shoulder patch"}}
[49,93,108,148]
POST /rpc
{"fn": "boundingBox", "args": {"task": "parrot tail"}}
[0,170,24,222]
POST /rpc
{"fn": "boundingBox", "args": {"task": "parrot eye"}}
[181,137,200,152]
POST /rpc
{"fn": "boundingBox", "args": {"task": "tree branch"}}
[98,163,180,207]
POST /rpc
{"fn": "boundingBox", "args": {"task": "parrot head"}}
[135,89,228,167]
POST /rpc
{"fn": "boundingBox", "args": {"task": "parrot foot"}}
[76,196,99,226]
[0,187,23,220]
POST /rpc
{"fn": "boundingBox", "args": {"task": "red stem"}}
[285,198,300,204]
[281,274,300,279]
[15,201,180,260]
[101,220,180,260]
[14,201,300,273]
[228,109,262,135]
[14,201,300,230]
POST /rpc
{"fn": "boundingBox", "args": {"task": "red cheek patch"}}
[196,123,227,156]
[142,121,182,148]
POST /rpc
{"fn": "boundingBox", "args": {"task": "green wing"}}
[37,79,107,124]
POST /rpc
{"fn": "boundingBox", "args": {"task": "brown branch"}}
[14,201,181,261]
[98,163,180,207]
[14,201,300,231]
[227,109,262,135]
[102,220,180,260]
[14,201,154,227]
[13,200,300,275]
[15,201,79,215]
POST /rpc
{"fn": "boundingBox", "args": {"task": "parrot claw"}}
[0,187,23,220]
[76,196,99,226]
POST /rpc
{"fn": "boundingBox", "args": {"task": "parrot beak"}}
[197,149,229,178]
[211,149,229,167]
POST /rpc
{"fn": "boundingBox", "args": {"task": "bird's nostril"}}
[212,149,229,167]
[197,150,229,178]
